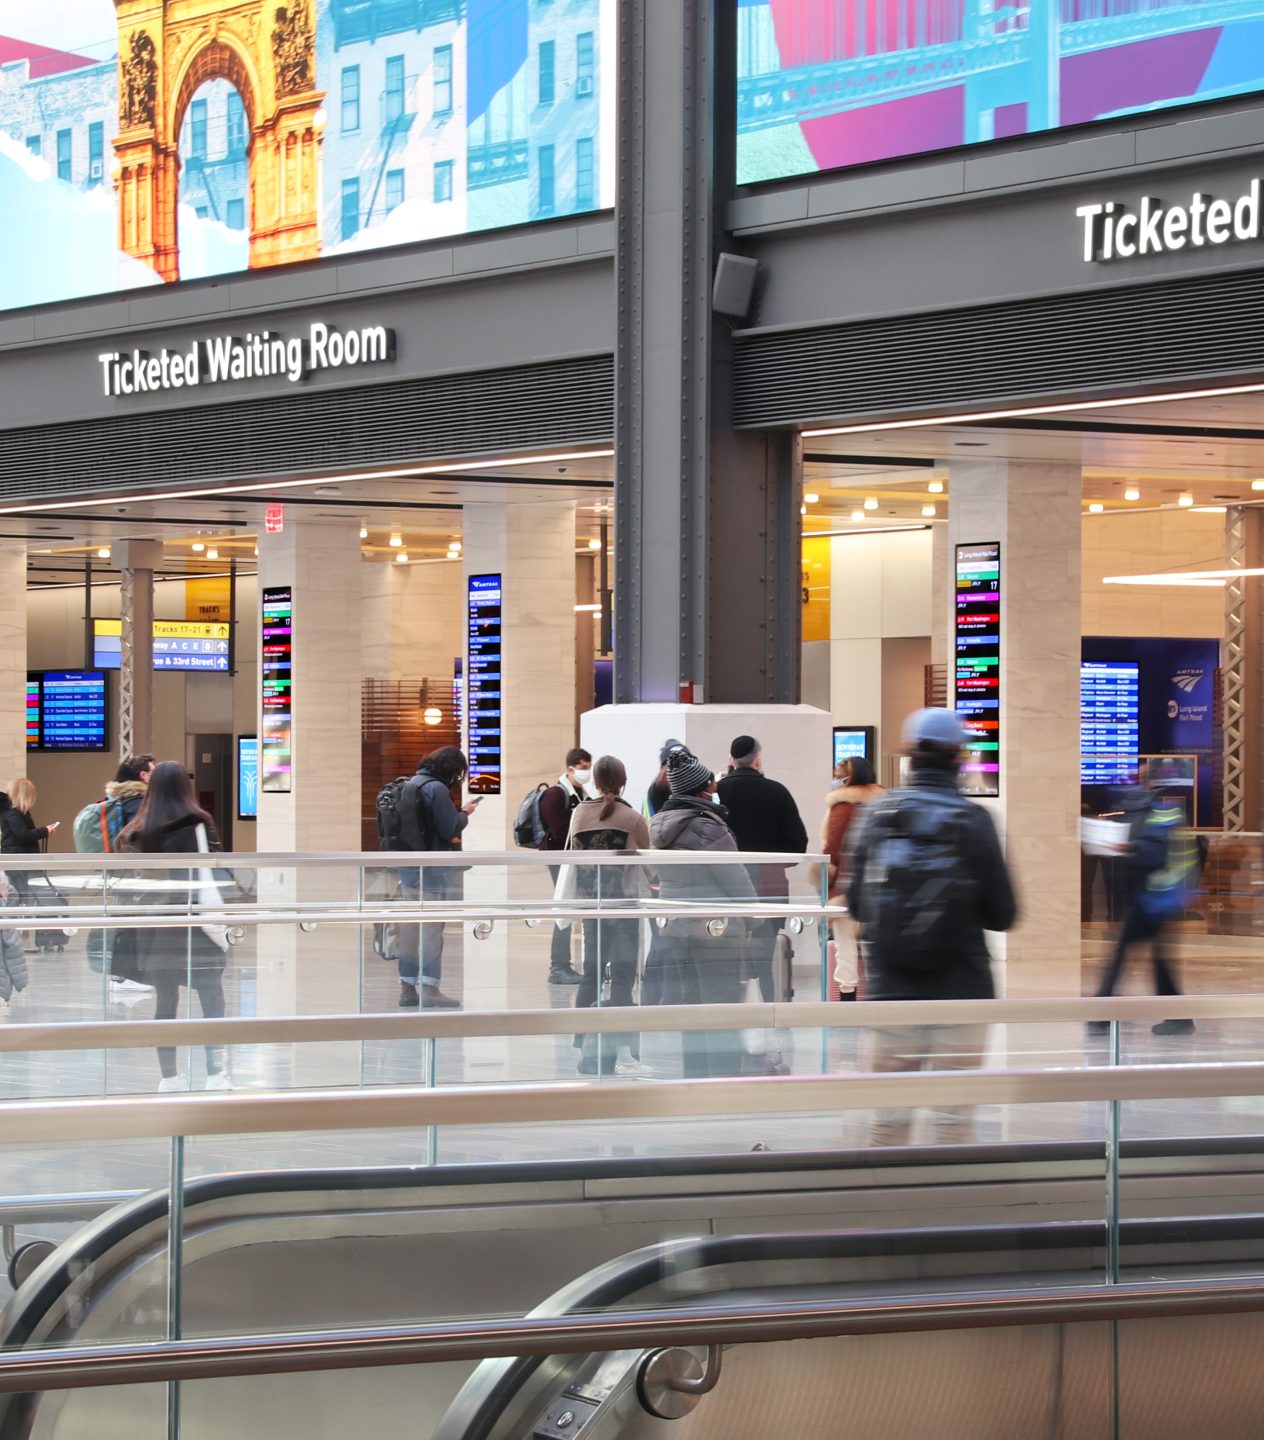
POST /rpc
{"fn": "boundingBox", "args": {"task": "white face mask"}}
[710,791,722,805]
[571,769,592,787]
[830,778,845,790]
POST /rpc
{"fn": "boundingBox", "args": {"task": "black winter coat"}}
[0,796,49,855]
[846,768,1017,1001]
[715,768,808,857]
[124,813,227,980]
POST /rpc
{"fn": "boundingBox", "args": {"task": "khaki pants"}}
[830,916,860,993]
[866,1023,989,1147]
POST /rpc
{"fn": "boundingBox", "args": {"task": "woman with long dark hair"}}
[119,761,229,1091]
[820,755,883,999]
[565,755,651,1076]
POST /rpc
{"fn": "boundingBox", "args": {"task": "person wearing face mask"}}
[649,748,756,1077]
[539,748,593,984]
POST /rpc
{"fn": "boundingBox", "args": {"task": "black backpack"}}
[376,775,430,852]
[856,791,978,971]
[514,783,550,848]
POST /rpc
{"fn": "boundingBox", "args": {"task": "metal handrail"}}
[3,1060,1264,1145]
[5,993,1264,1053]
[0,850,827,871]
[2,1276,1264,1391]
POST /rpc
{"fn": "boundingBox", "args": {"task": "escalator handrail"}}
[2,1272,1264,1394]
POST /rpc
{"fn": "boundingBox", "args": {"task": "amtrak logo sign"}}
[1172,670,1204,695]
[1169,668,1209,725]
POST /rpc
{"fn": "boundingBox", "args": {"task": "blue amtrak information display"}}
[29,671,108,752]
[954,542,1001,797]
[1080,661,1140,785]
[467,575,503,795]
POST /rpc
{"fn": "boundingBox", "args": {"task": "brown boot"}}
[422,987,461,1010]
[398,981,419,1008]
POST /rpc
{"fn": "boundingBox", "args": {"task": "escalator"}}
[6,1138,1264,1437]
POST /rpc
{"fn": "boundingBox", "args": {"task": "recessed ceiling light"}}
[928,481,944,494]
[96,547,111,559]
[804,492,820,504]
[850,510,866,522]
[1088,502,1104,514]
[921,504,936,518]
[389,534,403,547]
[1252,481,1264,492]
[1124,487,1140,501]
[396,552,408,564]
[191,542,205,552]
[206,547,219,560]
[863,498,879,511]
[359,527,368,540]
[1178,494,1195,507]
[588,538,602,550]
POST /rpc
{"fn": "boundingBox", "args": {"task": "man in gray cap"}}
[847,708,1017,1145]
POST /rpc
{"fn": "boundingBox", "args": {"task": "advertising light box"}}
[1,1,615,315]
[93,619,231,672]
[955,542,1001,797]
[736,1,1264,184]
[237,735,259,821]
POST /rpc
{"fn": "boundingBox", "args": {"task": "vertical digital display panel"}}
[237,736,259,821]
[1080,661,1140,785]
[955,543,1001,797]
[260,587,293,795]
[832,726,876,769]
[467,575,503,795]
[39,671,108,752]
[24,677,40,752]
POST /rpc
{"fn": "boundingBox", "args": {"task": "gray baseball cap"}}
[902,707,969,749]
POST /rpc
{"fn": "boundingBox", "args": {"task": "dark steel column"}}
[614,0,800,706]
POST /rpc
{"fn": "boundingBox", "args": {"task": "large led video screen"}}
[736,0,1264,184]
[1,0,615,314]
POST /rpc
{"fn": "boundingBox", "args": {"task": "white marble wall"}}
[0,547,27,790]
[949,461,1083,994]
[361,556,464,685]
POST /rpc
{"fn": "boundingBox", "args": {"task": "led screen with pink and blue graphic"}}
[737,0,1264,183]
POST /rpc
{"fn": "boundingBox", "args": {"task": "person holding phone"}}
[0,780,58,902]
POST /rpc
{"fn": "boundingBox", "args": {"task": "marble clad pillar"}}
[948,461,1082,995]
[0,546,26,788]
[253,516,363,1059]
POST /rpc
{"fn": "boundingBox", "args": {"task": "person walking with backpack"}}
[847,709,1017,1146]
[386,747,475,1009]
[538,748,592,985]
[76,755,154,987]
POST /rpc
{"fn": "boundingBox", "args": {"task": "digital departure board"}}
[37,671,108,752]
[260,587,293,795]
[467,574,503,795]
[1080,661,1140,785]
[24,678,40,752]
[93,619,232,673]
[954,543,1001,797]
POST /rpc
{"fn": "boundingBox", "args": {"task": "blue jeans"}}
[397,868,448,989]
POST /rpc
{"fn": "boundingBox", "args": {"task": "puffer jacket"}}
[104,779,149,828]
[649,797,756,929]
[0,884,29,1002]
[820,783,884,897]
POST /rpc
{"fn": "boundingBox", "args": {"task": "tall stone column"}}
[115,540,159,761]
[0,547,27,787]
[949,461,1083,995]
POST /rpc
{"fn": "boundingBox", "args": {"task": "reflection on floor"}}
[1,918,1263,1309]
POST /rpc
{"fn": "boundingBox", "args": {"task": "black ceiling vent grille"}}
[732,268,1264,429]
[0,355,614,503]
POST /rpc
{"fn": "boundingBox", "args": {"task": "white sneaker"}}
[109,977,151,994]
[614,1057,654,1079]
[157,1075,184,1093]
[204,1072,233,1092]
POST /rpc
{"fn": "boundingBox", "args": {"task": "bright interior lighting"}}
[1192,506,1228,514]
[1124,487,1140,501]
[928,481,944,494]
[921,504,936,517]
[863,498,879,511]
[804,492,819,504]
[206,548,219,560]
[1253,481,1264,492]
[1103,567,1264,586]
[0,449,618,518]
[396,552,408,564]
[449,540,462,552]
[574,603,602,613]
[850,510,866,522]
[1178,494,1194,507]
[96,547,110,559]
[587,538,602,550]
[191,542,205,553]
[1087,503,1104,514]
[359,528,368,539]
[800,504,807,515]
[389,534,403,547]
[423,707,443,726]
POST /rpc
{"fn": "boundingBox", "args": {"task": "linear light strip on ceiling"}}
[0,450,616,518]
[1102,567,1264,587]
[802,381,1264,438]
